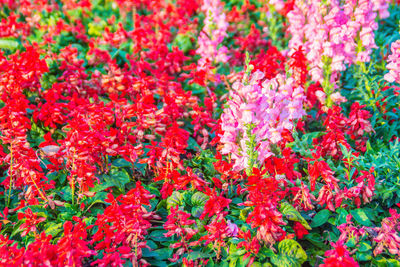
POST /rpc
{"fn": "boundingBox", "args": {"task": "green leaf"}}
[232,197,242,205]
[44,222,63,237]
[229,258,238,267]
[356,252,372,262]
[207,258,215,267]
[310,209,331,228]
[374,258,400,267]
[105,169,130,191]
[90,180,113,193]
[145,258,168,267]
[270,239,307,267]
[0,39,19,50]
[239,207,251,221]
[358,241,372,252]
[141,247,158,257]
[173,34,192,53]
[112,158,132,168]
[167,191,183,209]
[87,192,107,205]
[236,256,250,267]
[188,137,202,151]
[149,230,169,242]
[59,186,73,201]
[153,248,173,260]
[186,251,212,261]
[191,206,203,218]
[10,220,24,238]
[304,233,328,249]
[191,192,209,206]
[230,249,246,257]
[345,237,356,248]
[279,202,311,230]
[335,208,349,226]
[350,209,373,227]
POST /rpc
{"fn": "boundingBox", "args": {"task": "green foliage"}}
[270,239,307,267]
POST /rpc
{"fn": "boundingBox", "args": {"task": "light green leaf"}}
[173,34,192,53]
[374,258,400,267]
[44,222,63,237]
[0,39,19,50]
[279,202,311,230]
[350,209,372,227]
[270,239,307,267]
[167,191,183,209]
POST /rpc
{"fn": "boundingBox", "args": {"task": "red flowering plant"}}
[1,0,400,266]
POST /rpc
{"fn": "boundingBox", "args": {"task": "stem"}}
[132,6,136,28]
[71,148,76,205]
[268,5,279,47]
[83,201,98,214]
[245,124,258,176]
[29,175,48,202]
[7,146,13,207]
[71,178,75,206]
[322,57,334,107]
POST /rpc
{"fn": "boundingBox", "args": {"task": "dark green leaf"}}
[310,210,331,228]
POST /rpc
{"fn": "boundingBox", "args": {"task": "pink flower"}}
[196,0,229,66]
[384,40,400,84]
[219,71,305,171]
[373,209,400,256]
[287,0,380,86]
[330,92,347,104]
[227,220,239,237]
[372,0,390,19]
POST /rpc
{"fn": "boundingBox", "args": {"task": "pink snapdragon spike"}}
[219,70,305,171]
[268,0,285,12]
[372,0,391,19]
[384,40,400,84]
[287,0,383,90]
[196,0,229,66]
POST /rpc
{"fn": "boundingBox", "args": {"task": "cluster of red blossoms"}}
[0,0,399,266]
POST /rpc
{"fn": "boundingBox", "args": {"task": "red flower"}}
[199,213,231,259]
[237,229,260,266]
[321,241,359,267]
[56,219,96,267]
[23,232,58,266]
[241,168,286,246]
[164,206,197,240]
[17,208,46,237]
[288,46,308,86]
[293,222,309,239]
[200,189,231,220]
[164,206,197,262]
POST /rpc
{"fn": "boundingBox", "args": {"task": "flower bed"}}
[0,0,400,266]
